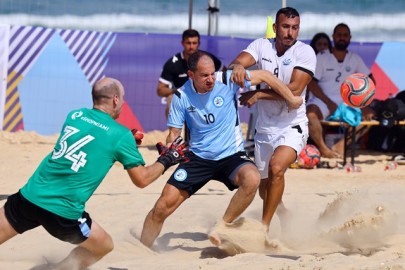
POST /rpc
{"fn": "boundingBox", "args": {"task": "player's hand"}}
[287,96,303,111]
[239,91,258,108]
[131,128,144,146]
[326,102,338,116]
[156,136,189,173]
[230,64,249,88]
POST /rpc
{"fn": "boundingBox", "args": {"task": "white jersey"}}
[310,50,370,104]
[244,38,316,133]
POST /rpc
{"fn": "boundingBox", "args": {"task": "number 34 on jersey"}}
[52,126,95,172]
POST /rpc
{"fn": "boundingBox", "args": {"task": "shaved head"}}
[92,77,123,105]
[92,77,125,119]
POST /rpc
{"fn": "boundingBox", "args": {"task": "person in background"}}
[305,32,332,103]
[158,29,224,144]
[0,77,187,270]
[306,23,375,158]
[157,29,224,118]
[140,51,303,249]
[310,32,332,55]
[225,6,316,234]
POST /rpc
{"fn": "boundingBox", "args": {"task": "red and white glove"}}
[131,128,144,146]
[156,136,189,173]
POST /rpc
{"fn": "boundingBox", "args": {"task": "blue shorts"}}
[4,191,92,244]
[168,151,255,196]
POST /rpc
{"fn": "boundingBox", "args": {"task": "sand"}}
[1,129,405,270]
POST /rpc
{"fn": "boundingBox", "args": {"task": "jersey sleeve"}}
[221,70,251,94]
[159,58,175,88]
[294,44,316,76]
[167,89,186,128]
[115,131,145,169]
[243,38,264,63]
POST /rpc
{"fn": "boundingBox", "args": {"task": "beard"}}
[334,41,349,51]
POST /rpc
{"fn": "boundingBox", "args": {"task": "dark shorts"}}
[168,151,255,195]
[4,191,92,244]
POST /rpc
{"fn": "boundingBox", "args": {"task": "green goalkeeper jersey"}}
[20,108,145,219]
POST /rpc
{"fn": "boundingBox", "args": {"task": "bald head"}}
[92,77,124,119]
[187,51,216,94]
[92,77,123,105]
[187,50,214,72]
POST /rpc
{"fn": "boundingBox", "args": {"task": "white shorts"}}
[254,123,308,179]
[307,96,329,119]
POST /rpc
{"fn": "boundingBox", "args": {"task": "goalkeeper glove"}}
[131,128,144,146]
[156,136,189,173]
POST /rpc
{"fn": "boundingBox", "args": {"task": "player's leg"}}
[142,153,213,248]
[307,103,340,158]
[209,154,260,245]
[222,163,259,223]
[140,183,189,248]
[1,192,41,245]
[262,125,307,229]
[0,206,18,244]
[253,133,273,213]
[54,221,113,270]
[262,145,296,228]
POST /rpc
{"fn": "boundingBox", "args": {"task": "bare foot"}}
[209,233,221,246]
[320,148,341,159]
[208,219,230,246]
[208,220,225,246]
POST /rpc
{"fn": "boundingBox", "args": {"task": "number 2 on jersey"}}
[52,126,95,172]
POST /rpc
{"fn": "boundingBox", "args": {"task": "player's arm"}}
[307,78,338,114]
[126,163,166,188]
[307,78,337,111]
[166,127,182,144]
[126,132,187,185]
[287,68,313,96]
[246,70,303,110]
[157,81,174,97]
[229,52,257,87]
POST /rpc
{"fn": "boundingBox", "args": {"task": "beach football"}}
[340,73,375,108]
[298,144,321,169]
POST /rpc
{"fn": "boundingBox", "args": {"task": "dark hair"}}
[187,50,214,72]
[310,32,332,54]
[182,29,200,42]
[333,23,351,35]
[275,7,300,23]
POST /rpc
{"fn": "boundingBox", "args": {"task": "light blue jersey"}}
[168,70,251,160]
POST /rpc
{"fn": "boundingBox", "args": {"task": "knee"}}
[307,111,318,123]
[95,233,114,257]
[239,168,260,192]
[103,235,114,255]
[268,163,285,184]
[150,198,175,222]
[307,106,322,122]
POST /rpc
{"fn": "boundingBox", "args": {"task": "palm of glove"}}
[156,136,189,172]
